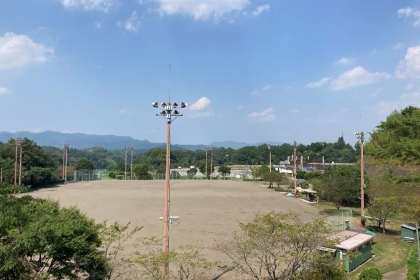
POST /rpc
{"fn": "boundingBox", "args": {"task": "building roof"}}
[329,230,374,251]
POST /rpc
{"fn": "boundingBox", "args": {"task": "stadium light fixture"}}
[152,99,187,280]
[355,132,365,226]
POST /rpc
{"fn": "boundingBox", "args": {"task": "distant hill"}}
[0,131,282,151]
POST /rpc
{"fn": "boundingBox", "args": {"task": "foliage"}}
[187,167,197,179]
[0,182,29,195]
[0,195,108,279]
[407,244,419,280]
[134,236,218,280]
[219,212,343,280]
[173,246,220,280]
[218,165,231,177]
[75,157,95,170]
[0,138,60,188]
[358,267,382,280]
[98,221,142,279]
[313,165,360,211]
[365,106,420,164]
[366,179,399,233]
[133,163,152,179]
[262,170,284,188]
[401,195,420,225]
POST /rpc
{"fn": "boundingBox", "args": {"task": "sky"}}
[1,0,420,146]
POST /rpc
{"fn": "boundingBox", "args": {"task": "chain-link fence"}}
[316,210,354,234]
[73,169,109,182]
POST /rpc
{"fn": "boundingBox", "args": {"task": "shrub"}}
[359,267,382,280]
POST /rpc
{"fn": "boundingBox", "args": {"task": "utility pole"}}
[267,144,271,172]
[293,141,297,198]
[63,144,69,184]
[205,146,213,180]
[17,138,25,186]
[124,145,129,180]
[14,143,18,185]
[355,132,365,224]
[130,145,134,180]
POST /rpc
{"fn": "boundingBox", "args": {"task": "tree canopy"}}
[365,106,420,164]
[0,195,108,279]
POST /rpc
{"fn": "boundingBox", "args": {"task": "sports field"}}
[28,180,324,279]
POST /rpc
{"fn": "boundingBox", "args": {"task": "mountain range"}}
[0,131,282,151]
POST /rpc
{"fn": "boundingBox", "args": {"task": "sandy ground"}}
[27,180,324,279]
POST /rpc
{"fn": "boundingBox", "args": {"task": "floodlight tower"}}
[152,100,187,280]
[355,132,365,224]
[267,144,271,172]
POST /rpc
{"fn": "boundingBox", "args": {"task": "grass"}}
[314,203,413,279]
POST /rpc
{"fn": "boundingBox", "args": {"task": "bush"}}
[408,245,419,280]
[359,267,382,280]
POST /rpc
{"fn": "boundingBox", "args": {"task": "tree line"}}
[0,136,358,187]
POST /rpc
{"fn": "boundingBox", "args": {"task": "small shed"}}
[327,230,374,273]
[401,224,419,242]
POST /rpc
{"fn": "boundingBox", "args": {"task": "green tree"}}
[365,106,420,164]
[0,138,60,187]
[75,157,95,170]
[219,212,345,280]
[313,165,360,211]
[0,195,108,279]
[366,179,399,234]
[218,165,231,179]
[133,163,151,179]
[187,167,197,179]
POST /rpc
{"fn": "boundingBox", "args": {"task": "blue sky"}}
[1,0,420,146]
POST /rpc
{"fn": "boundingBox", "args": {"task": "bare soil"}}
[27,180,324,279]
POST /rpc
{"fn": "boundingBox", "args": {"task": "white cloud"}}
[329,66,390,90]
[236,105,243,110]
[0,87,10,95]
[247,107,276,122]
[306,77,331,88]
[396,46,420,79]
[398,7,420,27]
[0,32,54,70]
[60,0,117,12]
[190,97,211,110]
[371,91,420,115]
[153,0,250,21]
[251,84,272,94]
[334,57,353,66]
[252,4,270,17]
[118,11,141,33]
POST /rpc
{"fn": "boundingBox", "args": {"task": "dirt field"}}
[27,180,324,279]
